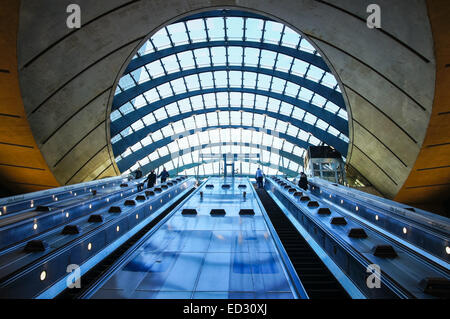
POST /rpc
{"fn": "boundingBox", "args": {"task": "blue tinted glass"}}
[111,13,348,175]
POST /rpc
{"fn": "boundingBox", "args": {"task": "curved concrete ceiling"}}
[395,0,450,215]
[16,0,435,199]
[0,1,60,195]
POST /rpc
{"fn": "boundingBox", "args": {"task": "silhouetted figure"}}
[159,168,169,183]
[255,167,264,189]
[134,168,143,179]
[144,170,157,188]
[298,172,308,191]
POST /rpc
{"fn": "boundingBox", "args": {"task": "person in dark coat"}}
[159,168,169,183]
[144,170,157,188]
[298,172,308,191]
[255,168,264,189]
[134,168,144,190]
[134,168,143,179]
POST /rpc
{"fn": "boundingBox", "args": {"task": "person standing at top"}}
[134,168,143,179]
[134,167,144,190]
[298,172,308,191]
[255,167,264,189]
[159,167,169,183]
[144,170,157,188]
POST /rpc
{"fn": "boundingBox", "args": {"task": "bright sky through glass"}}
[110,11,348,177]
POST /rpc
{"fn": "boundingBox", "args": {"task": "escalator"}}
[57,187,195,299]
[255,187,349,299]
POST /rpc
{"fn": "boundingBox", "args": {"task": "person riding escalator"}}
[144,170,157,188]
[298,172,309,191]
[159,168,169,183]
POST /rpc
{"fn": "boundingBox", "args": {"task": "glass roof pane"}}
[156,83,173,98]
[158,146,169,157]
[298,88,314,102]
[279,102,293,116]
[110,110,121,122]
[263,21,283,44]
[137,40,154,56]
[178,98,192,112]
[119,102,134,115]
[151,28,171,50]
[142,113,156,126]
[287,125,299,138]
[194,48,211,67]
[306,65,325,83]
[311,94,327,108]
[226,17,244,40]
[322,72,338,89]
[211,47,226,66]
[166,103,180,116]
[186,19,207,43]
[144,89,159,103]
[184,75,200,91]
[243,72,257,88]
[270,77,286,93]
[281,26,301,48]
[207,112,218,126]
[256,74,271,90]
[167,22,189,45]
[171,78,187,94]
[228,47,243,65]
[206,17,225,40]
[161,55,180,74]
[229,71,242,87]
[265,117,275,130]
[299,38,316,54]
[191,95,203,110]
[229,92,241,106]
[177,51,196,70]
[183,118,196,129]
[178,137,189,149]
[244,18,263,42]
[275,54,294,72]
[118,74,134,91]
[267,98,280,113]
[147,60,165,78]
[216,92,228,107]
[214,71,228,87]
[153,108,167,121]
[243,48,259,67]
[260,50,277,69]
[131,120,144,132]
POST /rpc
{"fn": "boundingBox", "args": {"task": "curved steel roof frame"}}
[165,159,300,178]
[111,88,348,136]
[110,11,349,176]
[114,108,348,154]
[135,142,304,177]
[118,129,307,170]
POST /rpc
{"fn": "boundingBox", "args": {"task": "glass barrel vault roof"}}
[110,10,349,177]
